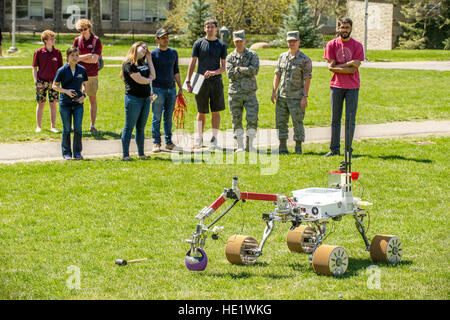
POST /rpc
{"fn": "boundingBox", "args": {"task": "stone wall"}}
[347,0,394,50]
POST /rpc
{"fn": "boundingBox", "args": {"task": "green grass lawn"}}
[1,33,449,66]
[1,65,449,143]
[0,136,448,299]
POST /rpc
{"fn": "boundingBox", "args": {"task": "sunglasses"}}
[79,28,89,32]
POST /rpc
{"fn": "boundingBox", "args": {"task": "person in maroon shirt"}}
[73,19,102,133]
[32,30,63,133]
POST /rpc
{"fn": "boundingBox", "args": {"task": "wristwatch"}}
[186,80,191,84]
[303,94,308,98]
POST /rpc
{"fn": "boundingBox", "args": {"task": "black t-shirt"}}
[122,59,151,98]
[192,38,227,79]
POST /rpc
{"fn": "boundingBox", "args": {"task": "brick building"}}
[0,0,171,33]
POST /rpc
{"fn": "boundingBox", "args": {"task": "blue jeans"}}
[330,87,359,154]
[122,94,150,158]
[59,102,83,157]
[151,87,177,145]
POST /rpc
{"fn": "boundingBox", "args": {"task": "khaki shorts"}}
[85,76,98,96]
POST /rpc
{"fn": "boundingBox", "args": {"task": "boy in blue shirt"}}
[150,28,183,152]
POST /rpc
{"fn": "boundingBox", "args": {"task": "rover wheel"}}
[286,225,315,253]
[312,245,348,276]
[225,235,259,265]
[370,235,402,264]
[185,248,208,271]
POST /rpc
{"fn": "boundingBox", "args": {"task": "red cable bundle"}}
[173,93,188,129]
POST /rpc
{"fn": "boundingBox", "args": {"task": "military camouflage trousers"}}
[228,92,259,139]
[275,96,305,142]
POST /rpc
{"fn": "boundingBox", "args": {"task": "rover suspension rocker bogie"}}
[184,125,402,276]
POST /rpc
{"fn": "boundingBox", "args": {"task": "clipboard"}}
[182,72,204,95]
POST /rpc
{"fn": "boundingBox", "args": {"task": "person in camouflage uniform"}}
[226,30,260,152]
[271,31,312,154]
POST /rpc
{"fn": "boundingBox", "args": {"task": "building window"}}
[30,0,44,17]
[102,0,112,21]
[17,0,29,19]
[4,0,12,19]
[4,0,53,20]
[44,0,54,19]
[119,0,129,21]
[119,0,168,22]
[131,0,144,21]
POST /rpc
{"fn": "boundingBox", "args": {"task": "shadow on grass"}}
[84,130,122,140]
[302,151,432,164]
[308,258,413,279]
[207,269,291,280]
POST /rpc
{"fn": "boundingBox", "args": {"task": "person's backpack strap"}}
[92,35,97,54]
[75,36,81,48]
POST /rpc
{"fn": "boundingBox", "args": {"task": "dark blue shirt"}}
[151,47,180,89]
[192,38,227,79]
[54,63,88,105]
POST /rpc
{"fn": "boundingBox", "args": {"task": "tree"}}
[396,0,450,49]
[181,0,212,47]
[165,0,292,39]
[91,0,103,36]
[307,0,330,26]
[279,0,322,48]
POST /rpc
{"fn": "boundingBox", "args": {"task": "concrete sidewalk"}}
[1,59,449,71]
[0,120,448,164]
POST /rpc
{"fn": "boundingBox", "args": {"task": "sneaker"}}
[122,156,131,161]
[193,136,203,149]
[35,127,42,133]
[90,126,98,133]
[152,143,161,153]
[166,143,180,151]
[209,137,218,151]
[63,155,72,160]
[50,128,59,133]
[139,154,150,160]
[323,151,340,157]
[74,155,83,160]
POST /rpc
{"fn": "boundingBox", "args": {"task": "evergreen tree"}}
[182,0,212,47]
[278,0,322,48]
[397,0,449,49]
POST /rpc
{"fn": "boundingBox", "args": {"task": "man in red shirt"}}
[32,30,63,133]
[73,19,102,133]
[323,17,364,157]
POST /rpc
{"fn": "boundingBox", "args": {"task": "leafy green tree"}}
[166,0,292,39]
[279,0,322,48]
[395,0,449,49]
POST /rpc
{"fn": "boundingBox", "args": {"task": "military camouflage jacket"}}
[275,50,312,99]
[226,48,259,94]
